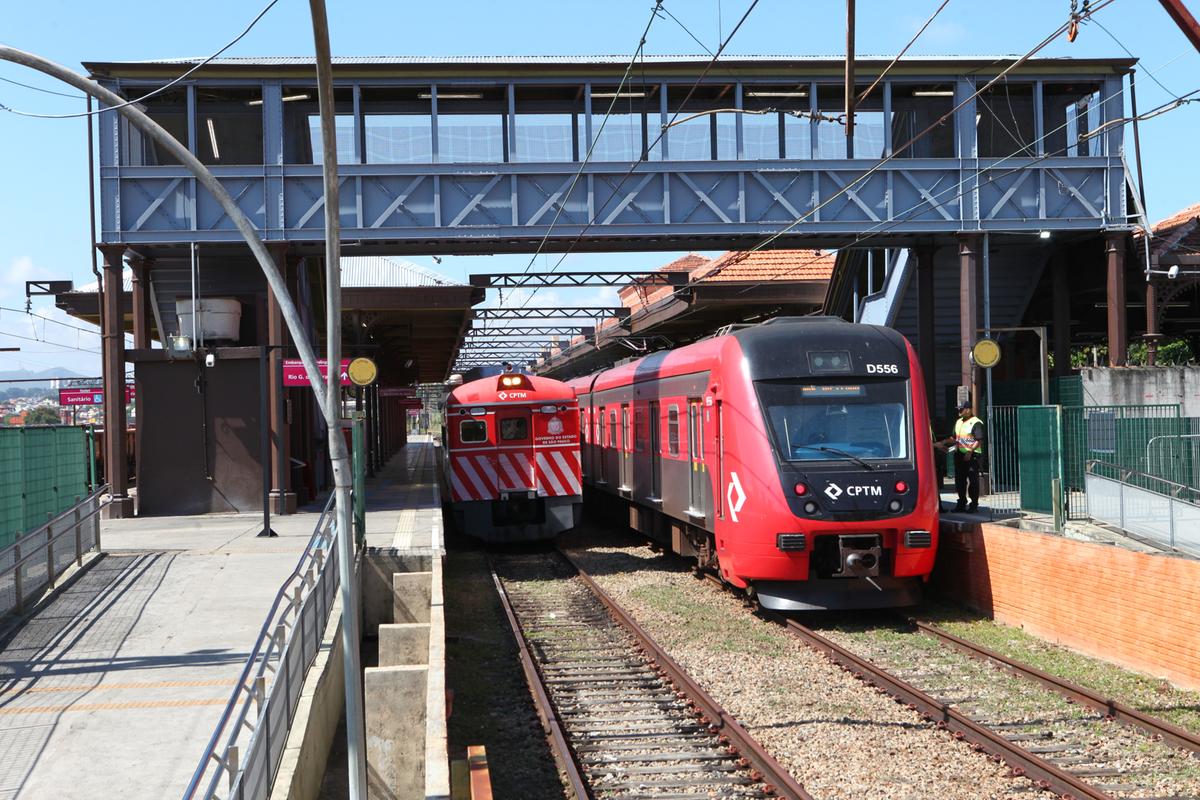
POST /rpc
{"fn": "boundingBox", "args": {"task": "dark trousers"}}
[953,451,980,506]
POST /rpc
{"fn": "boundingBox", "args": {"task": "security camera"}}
[205,353,216,368]
[1168,264,1180,280]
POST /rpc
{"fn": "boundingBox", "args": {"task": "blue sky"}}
[1,0,1198,375]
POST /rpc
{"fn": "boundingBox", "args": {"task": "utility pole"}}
[845,0,856,157]
[1158,0,1200,51]
[307,2,368,798]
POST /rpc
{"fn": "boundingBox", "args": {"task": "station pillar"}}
[915,244,937,416]
[267,244,297,514]
[1105,232,1129,367]
[957,234,981,412]
[129,258,154,350]
[99,245,133,518]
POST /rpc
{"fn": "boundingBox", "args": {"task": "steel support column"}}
[916,244,937,415]
[130,259,152,350]
[267,244,296,514]
[958,234,981,411]
[1105,232,1128,366]
[99,245,132,518]
[1145,281,1161,366]
[1052,254,1072,377]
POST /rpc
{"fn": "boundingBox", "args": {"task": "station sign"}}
[282,358,351,387]
[58,385,135,405]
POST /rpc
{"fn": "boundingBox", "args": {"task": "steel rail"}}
[488,565,591,800]
[771,614,1115,800]
[560,550,814,800]
[910,618,1200,757]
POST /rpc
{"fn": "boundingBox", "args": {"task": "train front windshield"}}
[757,380,910,463]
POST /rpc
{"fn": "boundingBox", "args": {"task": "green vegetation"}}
[922,607,1200,735]
[629,583,790,656]
[1070,338,1196,367]
[23,406,61,425]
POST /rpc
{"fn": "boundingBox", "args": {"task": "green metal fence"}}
[984,402,1184,521]
[0,426,90,549]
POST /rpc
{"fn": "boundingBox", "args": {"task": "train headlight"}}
[802,500,818,515]
[793,482,808,496]
[894,480,908,494]
[888,499,903,513]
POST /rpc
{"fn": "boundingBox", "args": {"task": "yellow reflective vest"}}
[954,416,984,455]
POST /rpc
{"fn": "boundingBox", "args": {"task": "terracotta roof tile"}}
[1141,202,1200,258]
[693,249,836,282]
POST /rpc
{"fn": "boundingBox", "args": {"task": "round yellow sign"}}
[347,357,378,387]
[972,338,1001,369]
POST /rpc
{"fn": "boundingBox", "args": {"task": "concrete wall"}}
[1080,366,1200,416]
[934,521,1200,690]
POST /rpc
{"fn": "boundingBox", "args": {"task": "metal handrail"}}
[1086,459,1200,504]
[182,492,340,800]
[0,485,108,569]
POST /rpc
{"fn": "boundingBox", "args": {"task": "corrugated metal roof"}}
[340,256,461,288]
[76,268,132,294]
[86,53,1134,68]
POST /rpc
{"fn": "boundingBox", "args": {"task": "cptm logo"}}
[824,482,883,501]
[824,483,844,501]
[496,391,528,400]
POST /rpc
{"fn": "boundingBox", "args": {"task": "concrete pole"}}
[958,234,980,412]
[1106,232,1128,366]
[1146,281,1160,366]
[307,2,368,797]
[99,245,131,518]
[0,43,360,799]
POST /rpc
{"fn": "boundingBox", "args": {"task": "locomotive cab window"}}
[757,380,910,463]
[499,417,529,441]
[460,419,488,443]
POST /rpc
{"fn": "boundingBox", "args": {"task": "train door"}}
[649,401,661,499]
[494,408,533,493]
[687,399,705,517]
[619,404,631,492]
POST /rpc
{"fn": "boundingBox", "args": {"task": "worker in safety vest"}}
[941,400,984,513]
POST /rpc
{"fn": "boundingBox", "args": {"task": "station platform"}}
[0,436,445,800]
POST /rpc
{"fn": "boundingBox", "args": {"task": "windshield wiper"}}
[793,444,876,471]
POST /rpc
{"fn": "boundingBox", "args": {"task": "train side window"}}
[667,405,680,456]
[609,410,618,450]
[499,417,528,441]
[580,410,587,442]
[633,405,644,453]
[460,419,487,443]
[621,405,630,453]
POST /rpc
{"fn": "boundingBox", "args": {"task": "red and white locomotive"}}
[569,317,939,610]
[443,370,582,542]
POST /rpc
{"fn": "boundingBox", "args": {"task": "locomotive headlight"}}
[888,499,903,513]
[803,500,818,515]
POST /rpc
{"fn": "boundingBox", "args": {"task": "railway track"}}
[491,550,812,800]
[773,611,1200,800]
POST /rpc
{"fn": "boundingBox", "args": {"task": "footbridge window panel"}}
[514,85,579,163]
[977,82,1037,158]
[196,87,264,166]
[1042,82,1103,157]
[120,87,187,166]
[589,86,650,162]
[283,87,355,165]
[743,85,810,160]
[363,87,433,164]
[814,85,848,159]
[438,87,506,163]
[665,84,733,161]
[849,84,887,159]
[890,84,955,158]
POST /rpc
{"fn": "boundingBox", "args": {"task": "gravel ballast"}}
[561,528,1042,800]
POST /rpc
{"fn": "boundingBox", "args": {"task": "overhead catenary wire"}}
[0,73,81,99]
[855,0,953,104]
[521,0,762,309]
[0,0,281,120]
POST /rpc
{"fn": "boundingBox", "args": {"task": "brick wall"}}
[933,522,1200,690]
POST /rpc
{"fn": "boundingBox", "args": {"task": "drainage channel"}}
[491,550,811,800]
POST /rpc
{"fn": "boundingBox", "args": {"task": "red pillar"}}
[1106,233,1128,367]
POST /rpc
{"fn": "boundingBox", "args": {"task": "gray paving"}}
[0,439,439,799]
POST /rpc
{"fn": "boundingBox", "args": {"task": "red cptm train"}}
[569,317,939,610]
[443,370,582,542]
